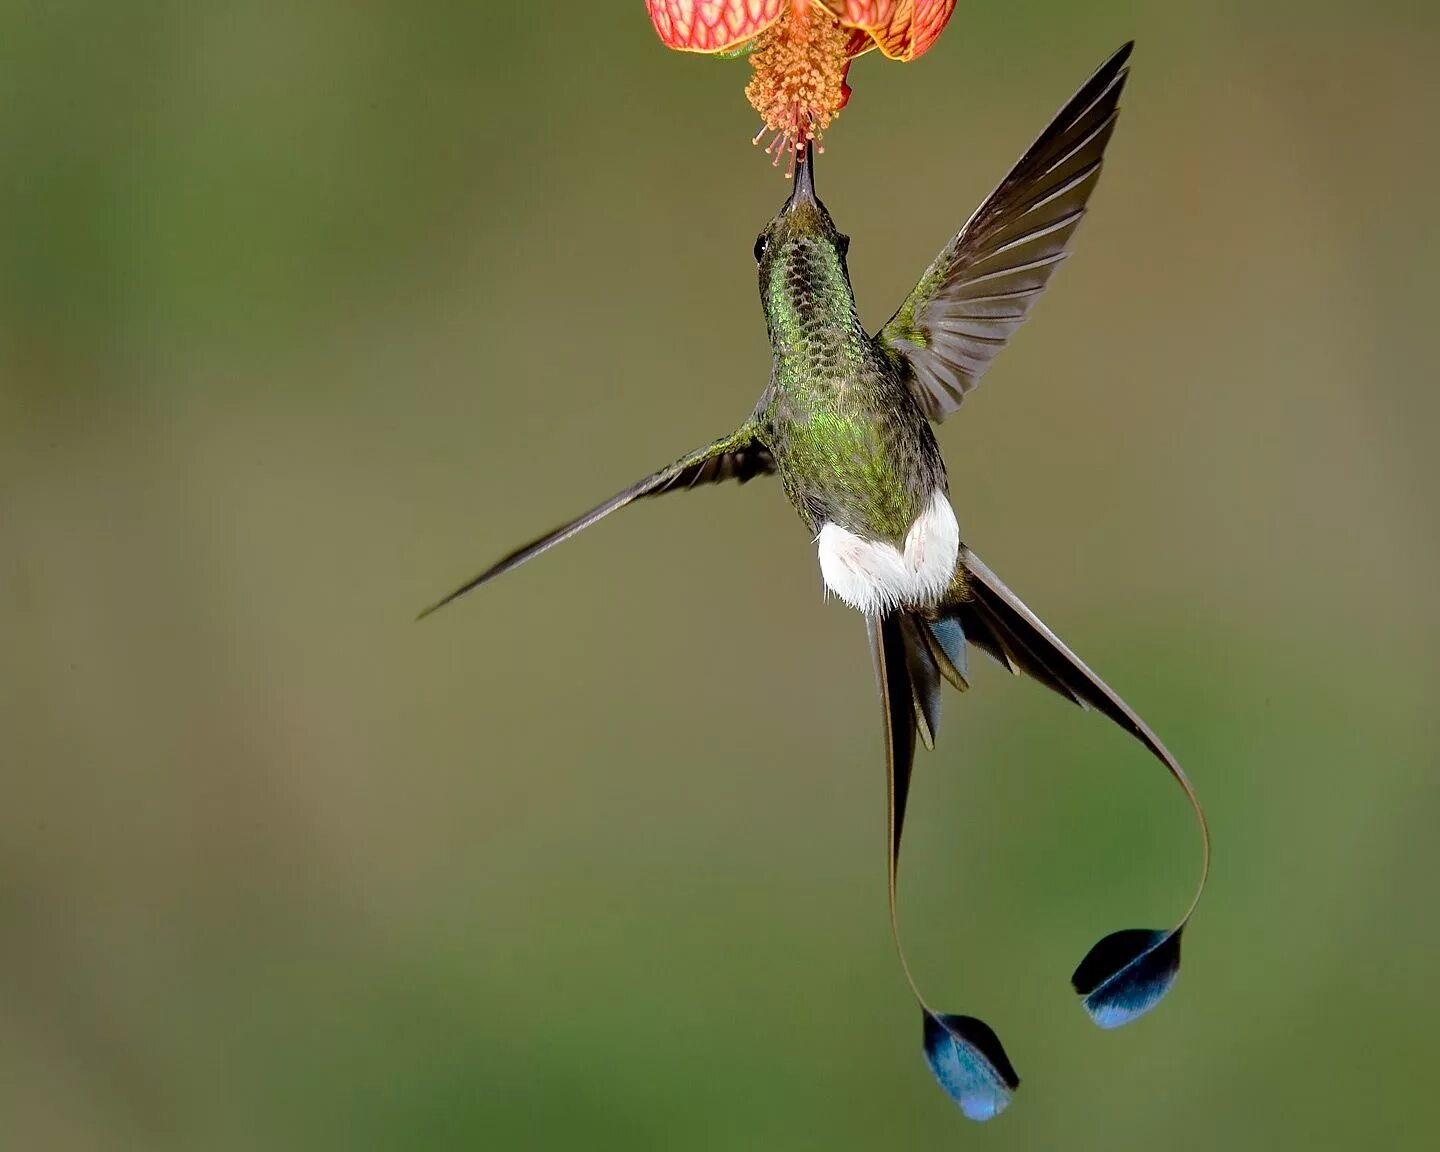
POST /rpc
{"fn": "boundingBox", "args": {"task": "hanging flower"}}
[645,1,956,171]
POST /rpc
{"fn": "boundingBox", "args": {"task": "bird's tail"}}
[942,546,1210,1023]
[870,609,1017,1122]
[877,545,1210,1116]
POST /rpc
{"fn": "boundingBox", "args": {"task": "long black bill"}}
[785,143,817,208]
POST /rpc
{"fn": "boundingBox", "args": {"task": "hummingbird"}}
[422,42,1208,1121]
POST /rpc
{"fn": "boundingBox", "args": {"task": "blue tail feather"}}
[1071,927,1183,1029]
[921,1011,1019,1121]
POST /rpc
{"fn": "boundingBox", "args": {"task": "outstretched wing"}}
[878,42,1133,421]
[417,427,774,619]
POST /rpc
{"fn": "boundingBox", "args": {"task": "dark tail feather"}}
[872,613,919,881]
[899,615,943,750]
[942,545,1210,1029]
[921,614,970,692]
[871,612,1018,1122]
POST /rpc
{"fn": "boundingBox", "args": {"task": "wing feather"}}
[878,43,1134,421]
[417,428,773,618]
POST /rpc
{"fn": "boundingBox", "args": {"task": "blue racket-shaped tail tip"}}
[1071,927,1183,1029]
[921,1011,1019,1121]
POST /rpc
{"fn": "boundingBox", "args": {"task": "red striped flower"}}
[646,1,956,170]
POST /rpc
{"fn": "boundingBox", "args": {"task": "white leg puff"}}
[816,488,959,615]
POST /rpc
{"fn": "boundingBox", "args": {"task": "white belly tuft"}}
[816,488,959,615]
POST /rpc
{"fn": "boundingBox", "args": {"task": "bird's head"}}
[753,148,857,347]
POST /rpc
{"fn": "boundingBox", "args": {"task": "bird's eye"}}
[753,234,769,263]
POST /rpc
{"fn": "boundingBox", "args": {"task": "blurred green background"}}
[4,0,1438,1147]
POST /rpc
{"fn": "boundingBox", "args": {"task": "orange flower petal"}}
[840,25,876,59]
[825,0,955,61]
[645,0,787,54]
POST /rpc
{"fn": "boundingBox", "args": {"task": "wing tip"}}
[415,568,501,620]
[415,586,466,622]
[1102,41,1135,82]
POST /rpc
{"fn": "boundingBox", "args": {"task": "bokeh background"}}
[4,1,1438,1148]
